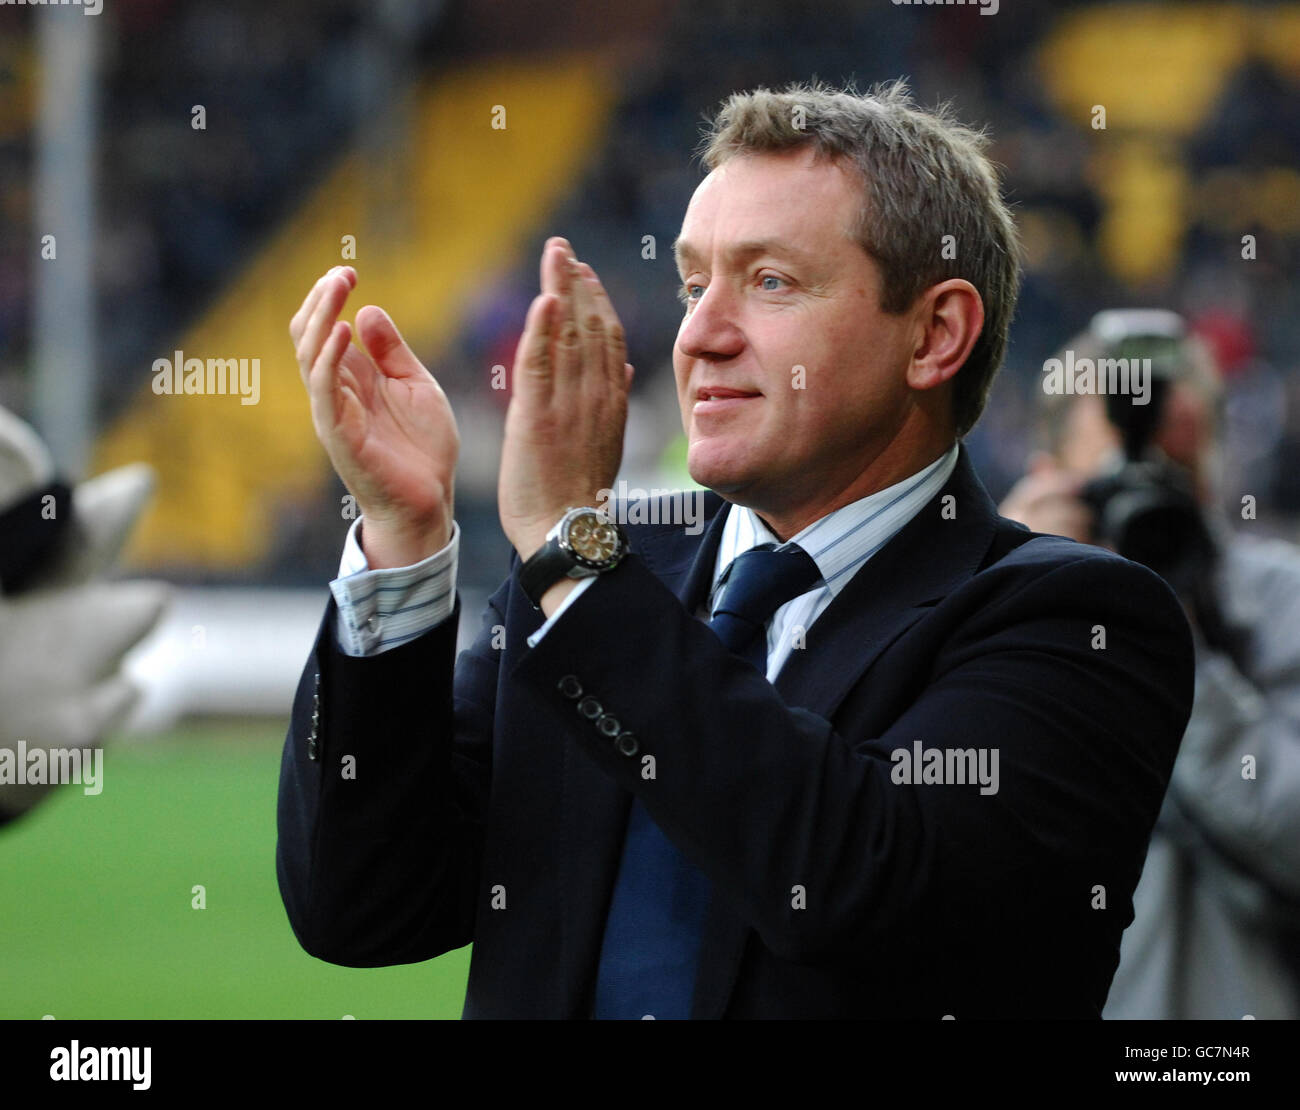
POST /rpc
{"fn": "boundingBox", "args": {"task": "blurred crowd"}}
[1,0,1298,585]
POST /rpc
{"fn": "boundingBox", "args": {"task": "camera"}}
[1077,310,1217,601]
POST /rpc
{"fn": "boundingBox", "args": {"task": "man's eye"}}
[760,275,785,291]
[678,283,704,305]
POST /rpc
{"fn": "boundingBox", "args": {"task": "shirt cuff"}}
[525,574,596,648]
[330,517,459,656]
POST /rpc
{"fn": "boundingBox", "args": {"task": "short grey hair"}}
[699,79,1021,439]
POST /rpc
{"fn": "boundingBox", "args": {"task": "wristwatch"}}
[518,506,628,609]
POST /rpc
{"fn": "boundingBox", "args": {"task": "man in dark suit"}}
[277,80,1194,1018]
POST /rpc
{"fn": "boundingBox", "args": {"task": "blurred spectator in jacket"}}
[1001,310,1300,1019]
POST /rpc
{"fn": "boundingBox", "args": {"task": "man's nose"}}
[675,284,745,362]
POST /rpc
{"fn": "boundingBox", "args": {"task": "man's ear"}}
[905,279,984,393]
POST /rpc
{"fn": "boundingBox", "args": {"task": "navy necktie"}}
[593,543,822,1019]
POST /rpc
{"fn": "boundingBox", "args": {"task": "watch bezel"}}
[555,507,626,571]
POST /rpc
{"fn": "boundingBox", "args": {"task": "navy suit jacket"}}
[276,446,1195,1018]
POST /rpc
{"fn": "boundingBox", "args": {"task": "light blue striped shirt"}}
[708,444,958,680]
[332,444,958,660]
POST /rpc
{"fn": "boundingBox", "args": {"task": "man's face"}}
[672,147,921,518]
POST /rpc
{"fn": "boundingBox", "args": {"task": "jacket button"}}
[577,696,603,720]
[596,714,621,738]
[615,732,639,757]
[308,673,321,761]
[557,675,583,699]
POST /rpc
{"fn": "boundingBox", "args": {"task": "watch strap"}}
[518,539,587,609]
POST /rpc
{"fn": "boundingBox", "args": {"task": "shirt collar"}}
[712,443,960,600]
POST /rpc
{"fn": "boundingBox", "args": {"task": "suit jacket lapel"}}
[638,489,732,612]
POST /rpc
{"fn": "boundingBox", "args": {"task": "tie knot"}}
[714,544,822,630]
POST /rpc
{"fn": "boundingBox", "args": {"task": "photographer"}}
[1001,310,1300,1019]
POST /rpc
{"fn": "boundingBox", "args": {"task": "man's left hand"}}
[499,238,634,565]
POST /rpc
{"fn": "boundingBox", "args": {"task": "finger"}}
[290,266,355,346]
[625,362,635,390]
[290,270,335,346]
[572,272,606,393]
[513,293,557,399]
[576,262,627,391]
[298,271,351,376]
[550,257,582,386]
[296,272,353,387]
[308,320,353,427]
[540,237,573,296]
[544,242,577,334]
[354,306,428,381]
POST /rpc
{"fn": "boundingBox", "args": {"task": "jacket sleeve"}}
[275,578,508,966]
[507,547,1194,966]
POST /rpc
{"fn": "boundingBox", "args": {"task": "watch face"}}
[563,511,623,568]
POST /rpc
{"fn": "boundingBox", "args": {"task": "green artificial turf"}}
[0,720,470,1018]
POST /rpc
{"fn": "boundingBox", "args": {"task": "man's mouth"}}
[696,386,760,400]
[694,386,762,416]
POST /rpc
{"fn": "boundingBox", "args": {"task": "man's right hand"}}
[291,267,460,569]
